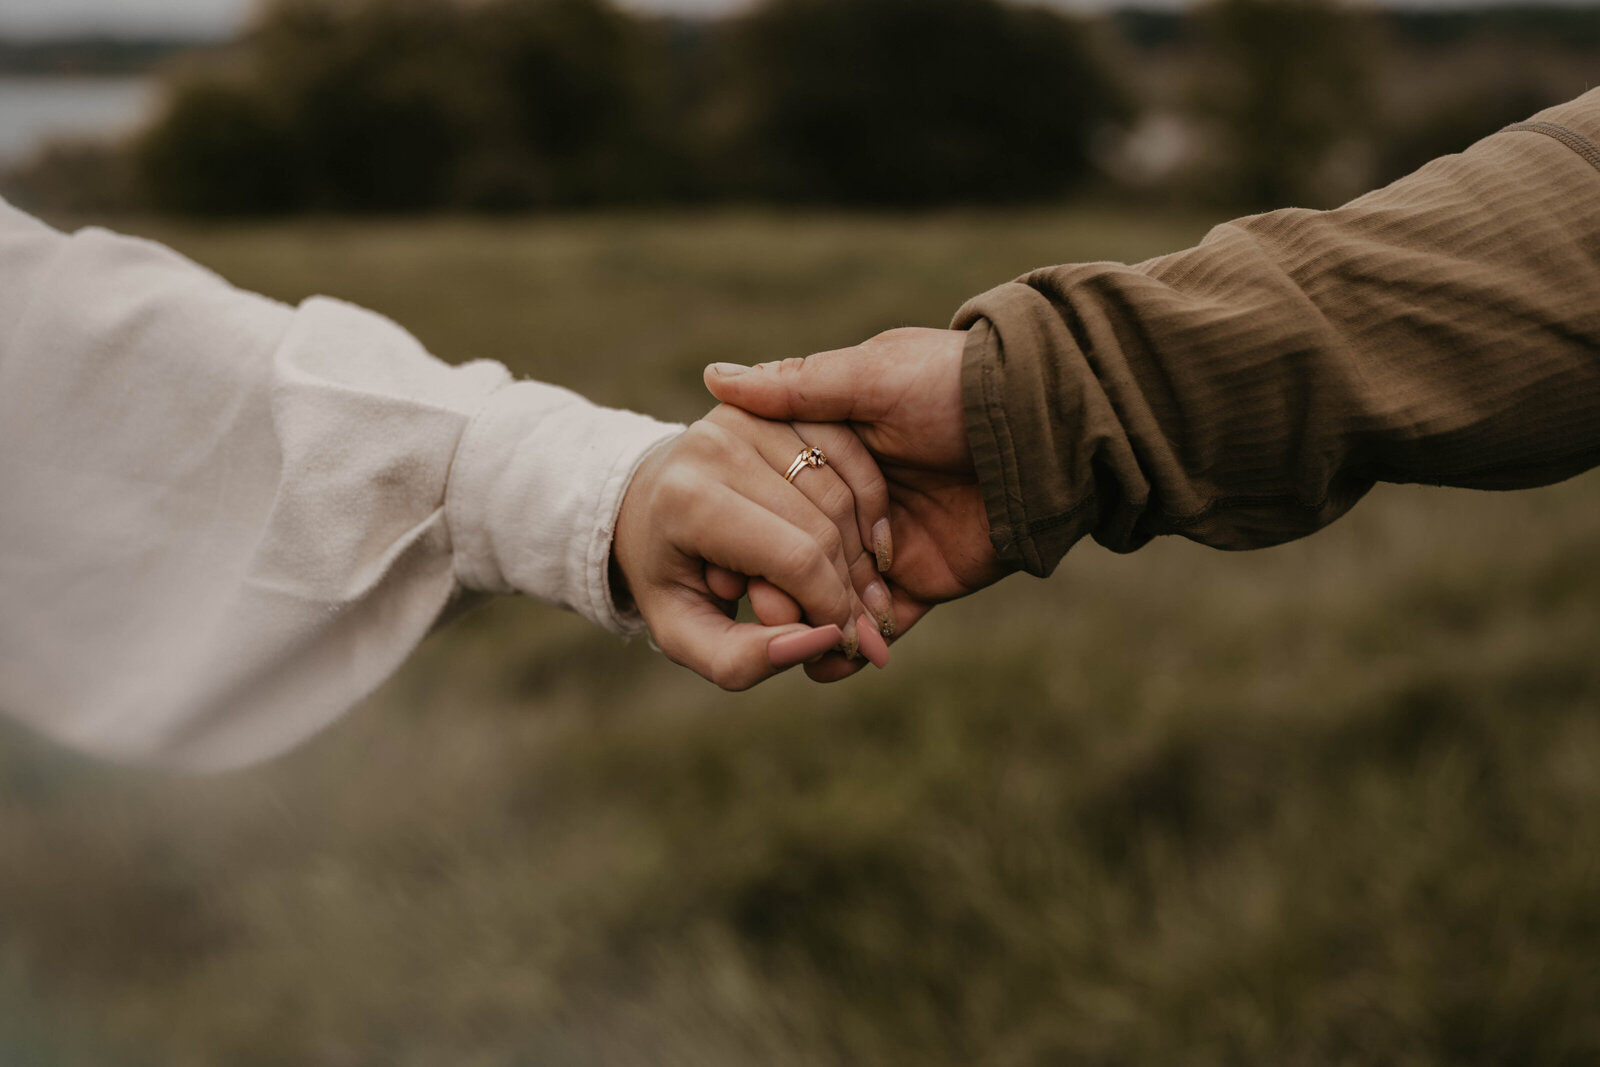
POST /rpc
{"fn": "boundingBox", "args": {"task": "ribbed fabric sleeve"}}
[955,88,1600,577]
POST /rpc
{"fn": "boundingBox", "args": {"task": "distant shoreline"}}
[0,76,154,165]
[0,36,212,79]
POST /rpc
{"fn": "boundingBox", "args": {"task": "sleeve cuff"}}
[444,380,684,635]
[956,286,1104,577]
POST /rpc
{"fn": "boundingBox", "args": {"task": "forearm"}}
[957,89,1600,576]
[0,202,677,770]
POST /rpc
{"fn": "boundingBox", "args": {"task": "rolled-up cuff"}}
[444,380,683,635]
[955,286,1105,577]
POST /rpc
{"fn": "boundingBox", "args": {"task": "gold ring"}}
[784,446,827,483]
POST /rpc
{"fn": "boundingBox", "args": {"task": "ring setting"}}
[784,446,828,483]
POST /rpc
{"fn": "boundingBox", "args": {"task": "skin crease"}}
[611,404,890,690]
[705,327,1009,646]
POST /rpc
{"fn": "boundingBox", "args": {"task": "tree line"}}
[135,0,1129,215]
[8,0,1594,216]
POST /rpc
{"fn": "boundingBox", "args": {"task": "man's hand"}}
[613,404,893,691]
[705,327,1007,636]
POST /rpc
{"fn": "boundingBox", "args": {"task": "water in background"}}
[0,76,154,165]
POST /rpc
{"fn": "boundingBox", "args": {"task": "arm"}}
[0,200,863,771]
[709,88,1600,603]
[956,89,1600,575]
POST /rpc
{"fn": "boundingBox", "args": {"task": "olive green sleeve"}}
[956,88,1600,577]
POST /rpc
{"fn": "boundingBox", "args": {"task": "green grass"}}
[5,207,1600,1066]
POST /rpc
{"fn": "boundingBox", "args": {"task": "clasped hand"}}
[611,328,1007,689]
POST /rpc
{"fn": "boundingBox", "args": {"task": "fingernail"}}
[709,362,751,377]
[863,580,895,638]
[768,625,843,668]
[856,613,890,669]
[873,519,893,573]
[840,617,860,659]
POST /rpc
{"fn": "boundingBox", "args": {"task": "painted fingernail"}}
[872,519,893,573]
[863,580,895,638]
[709,362,751,377]
[840,616,860,659]
[856,613,891,669]
[768,625,844,668]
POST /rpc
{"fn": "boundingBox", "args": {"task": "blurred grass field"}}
[5,207,1600,1066]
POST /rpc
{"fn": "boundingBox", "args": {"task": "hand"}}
[613,404,893,691]
[704,327,1007,636]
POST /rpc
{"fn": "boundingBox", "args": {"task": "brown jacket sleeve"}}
[955,88,1600,577]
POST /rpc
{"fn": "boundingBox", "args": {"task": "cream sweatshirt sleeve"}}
[0,200,682,771]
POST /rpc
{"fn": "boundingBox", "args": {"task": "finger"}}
[794,420,893,573]
[805,608,891,679]
[750,579,888,675]
[806,652,869,683]
[768,625,844,669]
[855,611,890,668]
[749,577,802,626]
[716,411,889,639]
[698,429,870,650]
[647,584,841,690]
[809,591,939,682]
[754,555,893,651]
[705,563,748,603]
[883,587,937,645]
[679,481,857,640]
[704,345,886,423]
[771,450,892,642]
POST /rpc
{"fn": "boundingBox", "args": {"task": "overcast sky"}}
[0,0,1590,38]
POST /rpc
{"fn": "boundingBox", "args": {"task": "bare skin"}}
[705,327,1007,644]
[611,403,892,690]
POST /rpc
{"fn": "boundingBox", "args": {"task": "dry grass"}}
[4,207,1600,1066]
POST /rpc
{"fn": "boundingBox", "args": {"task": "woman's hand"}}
[612,404,893,690]
[704,329,1005,646]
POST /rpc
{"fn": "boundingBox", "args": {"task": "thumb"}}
[704,348,878,423]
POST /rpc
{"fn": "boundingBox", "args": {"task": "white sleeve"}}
[0,200,682,771]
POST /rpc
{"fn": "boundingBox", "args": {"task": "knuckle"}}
[694,413,733,439]
[704,404,750,431]
[816,478,855,526]
[813,521,845,563]
[776,537,826,585]
[773,356,809,381]
[654,464,700,513]
[679,423,724,459]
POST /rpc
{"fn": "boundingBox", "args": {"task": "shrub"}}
[734,0,1131,205]
[137,79,301,216]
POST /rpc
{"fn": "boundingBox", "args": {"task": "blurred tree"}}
[1375,79,1556,187]
[733,0,1130,205]
[248,0,473,212]
[137,0,677,214]
[103,0,1600,217]
[1195,0,1378,208]
[464,0,683,208]
[136,80,302,216]
[1,139,142,216]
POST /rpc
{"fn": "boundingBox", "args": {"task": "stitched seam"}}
[1009,490,1331,541]
[442,382,510,592]
[1004,495,1100,539]
[1502,121,1600,175]
[982,360,1027,540]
